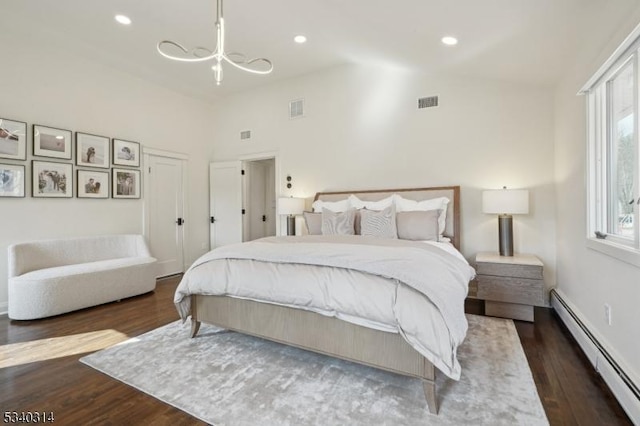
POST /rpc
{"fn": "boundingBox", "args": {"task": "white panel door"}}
[210,161,242,248]
[148,155,184,277]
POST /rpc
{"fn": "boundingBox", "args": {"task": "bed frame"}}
[189,186,461,415]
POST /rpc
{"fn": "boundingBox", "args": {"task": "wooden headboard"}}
[314,186,461,250]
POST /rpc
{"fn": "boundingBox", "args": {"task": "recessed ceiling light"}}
[55,136,64,140]
[115,15,132,25]
[441,36,458,46]
[294,35,307,44]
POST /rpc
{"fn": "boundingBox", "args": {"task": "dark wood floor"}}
[465,300,632,425]
[0,278,632,425]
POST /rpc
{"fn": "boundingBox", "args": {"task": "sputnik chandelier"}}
[157,0,273,86]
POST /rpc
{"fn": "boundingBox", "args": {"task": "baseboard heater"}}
[551,289,639,422]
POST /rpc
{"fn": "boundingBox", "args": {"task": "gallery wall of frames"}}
[0,116,142,200]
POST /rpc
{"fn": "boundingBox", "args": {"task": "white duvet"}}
[174,235,476,380]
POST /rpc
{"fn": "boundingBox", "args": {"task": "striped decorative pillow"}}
[360,205,398,239]
[321,208,356,235]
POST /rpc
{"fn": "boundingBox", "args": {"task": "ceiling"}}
[1,0,623,101]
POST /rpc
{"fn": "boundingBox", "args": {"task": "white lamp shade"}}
[278,197,305,215]
[482,189,529,215]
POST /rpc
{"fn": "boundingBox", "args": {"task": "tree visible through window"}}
[608,61,635,238]
[617,133,634,237]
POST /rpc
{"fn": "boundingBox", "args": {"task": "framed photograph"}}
[112,139,140,167]
[0,163,25,197]
[76,132,110,168]
[77,169,109,199]
[112,168,140,199]
[32,160,73,198]
[0,118,27,160]
[33,125,72,159]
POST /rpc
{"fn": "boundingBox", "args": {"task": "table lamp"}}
[278,197,305,236]
[482,187,529,256]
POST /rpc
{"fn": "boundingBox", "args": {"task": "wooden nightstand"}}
[475,252,545,322]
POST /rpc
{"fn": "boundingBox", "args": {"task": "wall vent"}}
[418,96,439,109]
[240,130,251,140]
[289,99,304,119]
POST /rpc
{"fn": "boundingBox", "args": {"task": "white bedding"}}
[174,235,475,380]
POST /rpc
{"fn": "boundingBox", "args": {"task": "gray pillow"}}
[321,208,356,235]
[360,205,398,239]
[396,210,440,241]
[303,211,322,235]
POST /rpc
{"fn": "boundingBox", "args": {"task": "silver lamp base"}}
[498,214,514,256]
[286,215,296,236]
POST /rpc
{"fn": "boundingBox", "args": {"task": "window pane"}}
[607,61,635,238]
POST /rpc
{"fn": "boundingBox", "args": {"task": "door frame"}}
[239,151,280,236]
[143,147,189,272]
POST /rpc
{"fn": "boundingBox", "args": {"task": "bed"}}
[174,186,474,414]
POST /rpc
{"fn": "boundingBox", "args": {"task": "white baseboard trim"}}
[551,289,639,424]
[0,301,7,316]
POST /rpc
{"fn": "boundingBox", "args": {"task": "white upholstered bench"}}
[8,234,157,320]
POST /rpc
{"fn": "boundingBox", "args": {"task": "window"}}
[583,32,640,263]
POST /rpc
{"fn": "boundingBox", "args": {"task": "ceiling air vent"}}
[289,99,304,119]
[418,96,439,109]
[240,130,251,140]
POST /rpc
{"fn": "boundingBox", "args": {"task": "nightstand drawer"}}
[477,275,545,306]
[476,262,543,280]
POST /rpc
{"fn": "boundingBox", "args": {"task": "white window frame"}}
[582,27,640,268]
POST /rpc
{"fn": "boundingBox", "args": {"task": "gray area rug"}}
[81,314,548,425]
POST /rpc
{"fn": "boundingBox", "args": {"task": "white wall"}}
[211,64,557,288]
[0,21,214,313]
[554,3,640,388]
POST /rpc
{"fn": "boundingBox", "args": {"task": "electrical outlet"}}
[604,304,612,326]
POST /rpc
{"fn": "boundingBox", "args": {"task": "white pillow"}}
[394,196,449,238]
[312,198,351,212]
[348,194,395,211]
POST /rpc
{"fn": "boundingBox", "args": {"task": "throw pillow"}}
[321,208,356,235]
[303,211,322,235]
[396,210,440,241]
[360,205,398,239]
